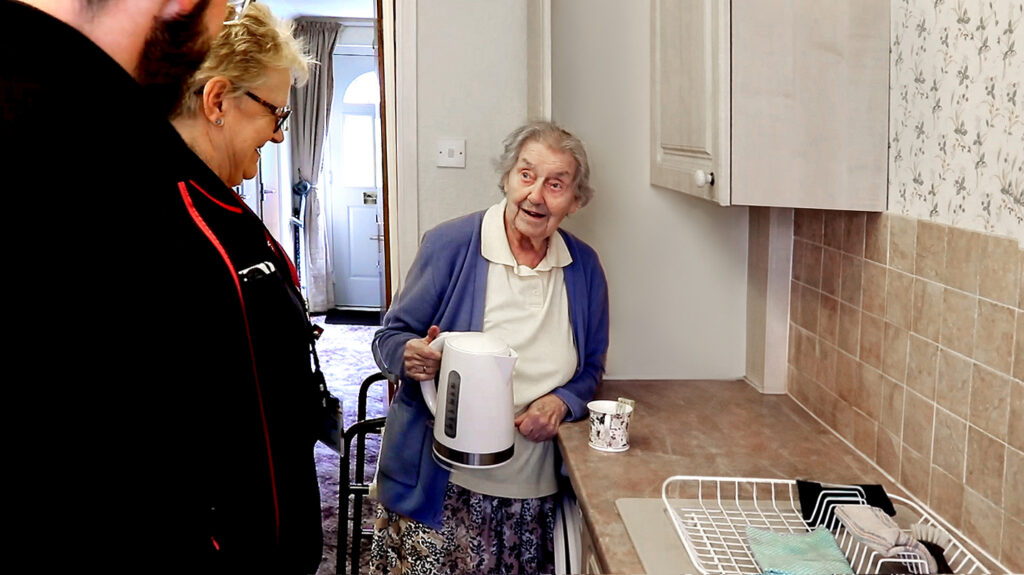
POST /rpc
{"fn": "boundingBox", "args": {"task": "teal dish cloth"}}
[745,525,854,575]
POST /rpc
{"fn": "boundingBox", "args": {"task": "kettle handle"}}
[418,331,457,416]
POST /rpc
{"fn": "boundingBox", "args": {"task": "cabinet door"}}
[731,0,889,210]
[651,0,730,205]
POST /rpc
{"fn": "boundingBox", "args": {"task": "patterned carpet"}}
[310,318,386,575]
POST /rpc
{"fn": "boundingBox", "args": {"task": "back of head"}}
[174,2,312,119]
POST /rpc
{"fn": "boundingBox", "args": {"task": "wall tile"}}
[974,300,1015,377]
[823,212,844,250]
[883,322,909,382]
[819,295,839,346]
[941,288,977,357]
[965,426,1005,506]
[936,350,973,420]
[1015,311,1024,381]
[836,352,861,406]
[860,312,884,370]
[838,302,861,356]
[794,328,817,378]
[944,227,983,294]
[816,341,838,394]
[1009,381,1024,452]
[1002,515,1024,574]
[790,280,799,325]
[793,239,822,289]
[889,215,917,273]
[1019,249,1024,310]
[901,444,930,500]
[864,212,888,265]
[879,377,905,437]
[1005,447,1023,523]
[821,249,841,298]
[876,428,901,478]
[840,254,863,307]
[797,282,820,334]
[843,212,866,257]
[962,488,1003,556]
[929,465,964,526]
[932,408,967,479]
[912,279,943,343]
[862,261,887,316]
[979,234,1021,308]
[916,220,947,283]
[906,334,938,399]
[970,364,1011,441]
[885,269,914,330]
[903,389,935,457]
[855,366,884,421]
[851,408,877,459]
[794,209,824,244]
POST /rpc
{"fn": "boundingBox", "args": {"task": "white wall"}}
[551,0,749,379]
[416,0,528,234]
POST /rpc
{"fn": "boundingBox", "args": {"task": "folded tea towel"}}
[744,525,854,575]
[834,505,938,573]
[796,479,896,527]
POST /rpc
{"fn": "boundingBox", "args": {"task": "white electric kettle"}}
[419,332,518,468]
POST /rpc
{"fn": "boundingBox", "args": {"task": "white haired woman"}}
[370,121,610,574]
[169,3,331,572]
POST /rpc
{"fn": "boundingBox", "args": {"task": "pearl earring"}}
[215,118,224,126]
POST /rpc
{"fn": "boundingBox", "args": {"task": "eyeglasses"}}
[245,91,291,133]
[225,0,254,24]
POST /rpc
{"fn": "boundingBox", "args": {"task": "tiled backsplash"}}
[786,209,1023,570]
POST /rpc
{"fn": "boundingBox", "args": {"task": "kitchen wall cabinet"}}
[651,0,889,209]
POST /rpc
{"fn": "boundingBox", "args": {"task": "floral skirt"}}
[369,483,557,575]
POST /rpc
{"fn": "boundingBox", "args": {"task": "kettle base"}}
[433,440,514,469]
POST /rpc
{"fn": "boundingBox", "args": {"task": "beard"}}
[135,0,213,118]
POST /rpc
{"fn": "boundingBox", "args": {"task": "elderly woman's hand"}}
[514,394,568,442]
[403,325,442,381]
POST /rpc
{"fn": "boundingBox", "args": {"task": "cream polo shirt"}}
[449,200,578,499]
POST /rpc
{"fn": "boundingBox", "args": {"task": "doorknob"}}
[369,235,384,241]
[694,170,714,187]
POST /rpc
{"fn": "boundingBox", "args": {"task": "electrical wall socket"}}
[436,138,466,168]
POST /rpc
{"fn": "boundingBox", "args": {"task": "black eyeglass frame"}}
[245,91,291,133]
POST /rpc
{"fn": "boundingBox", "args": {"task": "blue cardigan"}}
[372,209,610,529]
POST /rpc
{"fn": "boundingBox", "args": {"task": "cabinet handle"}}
[694,170,714,187]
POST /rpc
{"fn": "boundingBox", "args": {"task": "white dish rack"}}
[661,476,998,575]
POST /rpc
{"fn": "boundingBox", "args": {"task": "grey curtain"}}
[291,18,342,313]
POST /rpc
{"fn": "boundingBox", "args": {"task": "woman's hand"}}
[403,325,441,381]
[514,394,568,442]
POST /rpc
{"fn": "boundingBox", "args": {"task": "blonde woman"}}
[170,4,330,572]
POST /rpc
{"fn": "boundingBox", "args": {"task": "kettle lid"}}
[447,332,510,355]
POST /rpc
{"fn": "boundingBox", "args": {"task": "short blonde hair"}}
[175,2,312,118]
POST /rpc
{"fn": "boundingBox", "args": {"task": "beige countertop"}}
[557,379,906,574]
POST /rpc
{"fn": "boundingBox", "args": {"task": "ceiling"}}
[258,0,375,19]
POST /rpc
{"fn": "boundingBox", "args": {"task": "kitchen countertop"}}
[557,379,906,574]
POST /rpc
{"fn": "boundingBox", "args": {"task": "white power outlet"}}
[436,138,466,168]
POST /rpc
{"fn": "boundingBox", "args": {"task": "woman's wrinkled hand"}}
[514,394,568,442]
[403,325,441,381]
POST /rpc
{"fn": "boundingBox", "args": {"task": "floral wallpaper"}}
[890,0,1024,242]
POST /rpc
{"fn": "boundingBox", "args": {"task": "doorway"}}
[322,23,384,311]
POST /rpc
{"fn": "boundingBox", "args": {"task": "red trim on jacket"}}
[189,179,244,213]
[177,180,281,541]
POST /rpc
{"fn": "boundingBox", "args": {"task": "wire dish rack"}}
[662,476,996,575]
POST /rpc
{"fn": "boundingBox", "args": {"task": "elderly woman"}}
[169,3,329,572]
[370,121,610,574]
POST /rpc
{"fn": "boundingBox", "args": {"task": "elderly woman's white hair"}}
[173,1,312,119]
[495,121,595,207]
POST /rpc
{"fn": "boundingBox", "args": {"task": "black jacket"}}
[2,1,323,571]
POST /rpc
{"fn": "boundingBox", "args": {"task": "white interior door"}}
[325,53,383,308]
